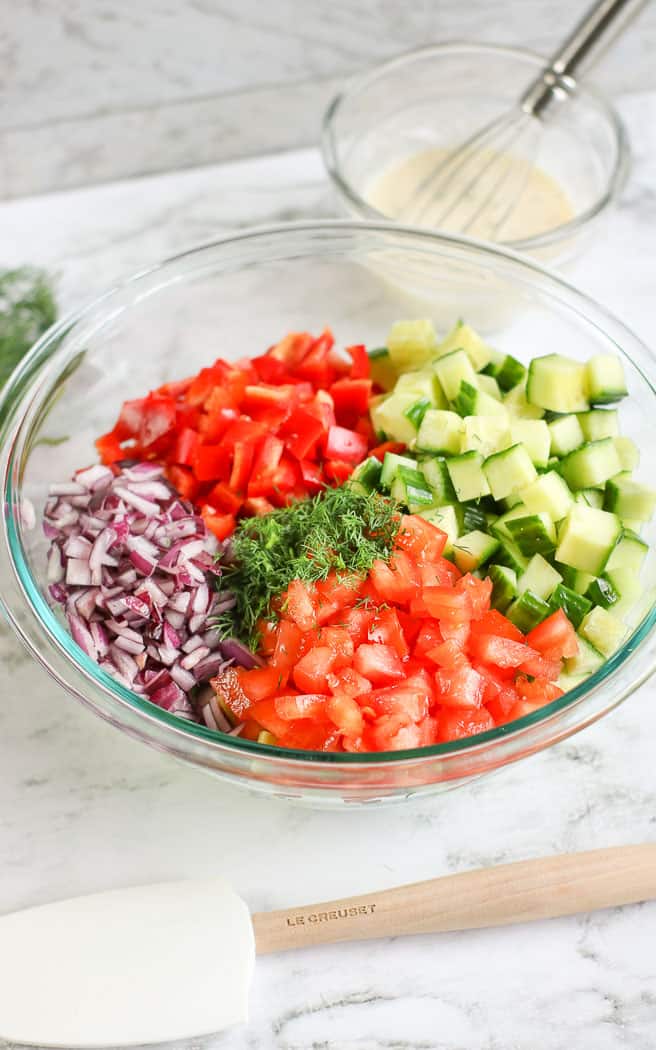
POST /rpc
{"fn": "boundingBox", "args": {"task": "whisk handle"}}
[522,0,648,116]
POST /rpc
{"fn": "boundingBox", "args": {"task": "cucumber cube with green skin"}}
[420,457,457,503]
[489,505,531,541]
[585,575,619,610]
[477,374,502,400]
[558,438,622,491]
[403,398,432,430]
[509,419,551,468]
[452,530,499,573]
[520,471,573,521]
[386,319,438,370]
[434,349,478,401]
[416,409,464,454]
[460,503,489,532]
[488,564,518,612]
[547,414,585,456]
[390,466,435,512]
[394,368,446,407]
[371,391,424,444]
[419,505,459,555]
[454,381,508,418]
[605,476,656,522]
[503,381,545,420]
[613,436,639,471]
[446,451,491,501]
[492,354,527,391]
[557,671,590,693]
[435,321,492,371]
[461,416,511,458]
[527,354,589,413]
[603,567,642,617]
[507,590,551,631]
[549,583,592,629]
[579,606,627,656]
[494,538,529,575]
[606,529,648,573]
[574,488,604,510]
[585,353,627,405]
[350,456,382,492]
[565,636,605,675]
[380,451,418,489]
[483,443,537,501]
[506,513,557,556]
[518,554,562,600]
[577,409,619,441]
[367,346,397,391]
[555,504,622,575]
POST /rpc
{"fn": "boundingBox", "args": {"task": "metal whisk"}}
[403,0,647,240]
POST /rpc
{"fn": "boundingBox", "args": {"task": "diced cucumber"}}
[452,530,499,573]
[527,354,589,413]
[434,350,478,401]
[419,505,459,555]
[488,564,518,612]
[416,409,464,454]
[371,392,422,444]
[460,503,489,533]
[509,420,551,468]
[577,409,619,441]
[613,436,639,471]
[547,414,585,456]
[557,672,589,693]
[494,537,529,575]
[558,438,622,491]
[387,319,438,370]
[350,456,382,493]
[420,457,457,504]
[499,492,525,511]
[380,451,417,489]
[579,606,627,656]
[503,380,545,420]
[606,529,648,573]
[585,575,620,610]
[394,368,446,407]
[485,353,527,392]
[602,567,642,618]
[506,513,557,556]
[520,471,573,521]
[446,451,491,501]
[518,554,562,600]
[483,443,537,501]
[461,416,511,458]
[555,505,622,575]
[390,466,435,512]
[367,346,397,391]
[585,353,627,405]
[507,590,551,631]
[605,476,656,522]
[404,398,431,430]
[574,488,604,510]
[454,380,508,418]
[477,374,503,401]
[549,583,592,629]
[490,505,532,541]
[435,321,492,371]
[565,637,605,676]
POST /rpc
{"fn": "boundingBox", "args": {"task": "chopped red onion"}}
[220,638,264,669]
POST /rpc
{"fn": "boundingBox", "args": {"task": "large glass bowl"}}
[322,44,628,269]
[1,221,655,807]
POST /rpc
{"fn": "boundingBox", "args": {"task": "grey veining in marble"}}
[1,90,656,1048]
[2,0,656,197]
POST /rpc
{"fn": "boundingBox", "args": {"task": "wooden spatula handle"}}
[252,844,656,954]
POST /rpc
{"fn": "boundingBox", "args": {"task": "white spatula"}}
[2,843,655,1047]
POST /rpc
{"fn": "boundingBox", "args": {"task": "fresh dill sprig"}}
[0,268,57,389]
[215,486,400,648]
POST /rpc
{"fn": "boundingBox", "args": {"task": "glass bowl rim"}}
[320,40,629,253]
[2,218,656,769]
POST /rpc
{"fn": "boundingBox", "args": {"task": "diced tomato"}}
[324,425,369,464]
[368,440,406,462]
[275,693,328,721]
[307,390,337,430]
[527,610,579,660]
[200,406,241,443]
[505,700,542,722]
[353,643,405,686]
[335,605,374,648]
[167,465,198,502]
[297,459,326,494]
[293,646,337,693]
[366,682,431,725]
[455,573,493,619]
[229,441,254,493]
[200,508,236,540]
[194,444,233,483]
[271,620,304,673]
[368,608,409,659]
[237,666,282,703]
[323,459,354,484]
[469,609,524,643]
[267,331,315,368]
[396,515,447,564]
[278,720,340,751]
[326,693,364,738]
[413,620,444,659]
[370,550,419,605]
[207,481,242,515]
[279,408,326,460]
[330,378,372,424]
[285,580,317,631]
[438,707,495,742]
[115,397,146,439]
[346,343,370,379]
[515,676,564,704]
[249,698,290,739]
[426,639,464,669]
[435,662,484,708]
[95,429,125,464]
[314,626,354,667]
[518,653,562,679]
[242,496,275,517]
[470,634,539,669]
[326,667,372,697]
[139,395,176,448]
[423,587,471,622]
[172,427,199,466]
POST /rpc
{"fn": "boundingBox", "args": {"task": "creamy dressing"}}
[366,147,574,243]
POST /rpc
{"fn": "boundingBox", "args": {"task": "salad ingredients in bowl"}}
[42,314,655,755]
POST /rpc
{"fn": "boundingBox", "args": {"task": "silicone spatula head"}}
[0,880,255,1047]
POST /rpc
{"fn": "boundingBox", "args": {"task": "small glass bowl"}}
[322,43,628,269]
[1,221,655,807]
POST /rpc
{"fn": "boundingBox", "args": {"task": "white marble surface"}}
[1,91,656,1048]
[2,0,656,197]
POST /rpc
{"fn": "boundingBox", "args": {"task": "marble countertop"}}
[2,91,656,1049]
